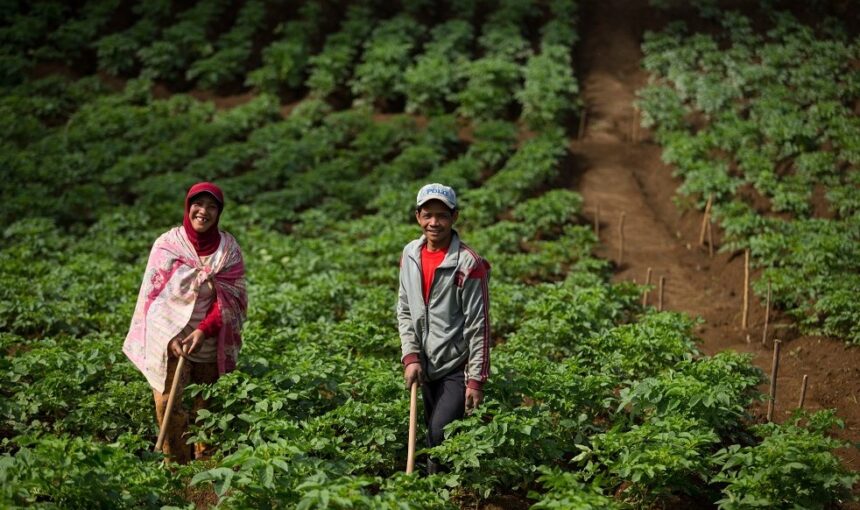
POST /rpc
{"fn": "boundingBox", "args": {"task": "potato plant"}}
[306,5,375,98]
[349,15,425,108]
[137,0,231,82]
[35,0,120,63]
[94,0,172,76]
[187,0,267,89]
[245,3,325,95]
[402,20,473,115]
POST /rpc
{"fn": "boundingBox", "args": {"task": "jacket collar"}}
[408,230,461,269]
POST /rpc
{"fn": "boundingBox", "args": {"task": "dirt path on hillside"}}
[569,0,860,480]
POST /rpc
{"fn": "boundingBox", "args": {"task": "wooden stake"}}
[631,108,639,142]
[629,110,634,141]
[698,195,713,246]
[707,220,714,258]
[578,108,588,139]
[617,212,626,265]
[767,339,781,422]
[798,374,808,410]
[406,382,418,474]
[594,203,600,238]
[155,355,186,452]
[658,276,666,311]
[742,249,750,330]
[762,282,771,346]
[642,267,653,306]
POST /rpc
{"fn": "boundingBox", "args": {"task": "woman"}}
[123,182,247,463]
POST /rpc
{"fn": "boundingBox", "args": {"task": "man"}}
[397,183,491,473]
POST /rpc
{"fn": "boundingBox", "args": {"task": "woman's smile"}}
[188,195,220,233]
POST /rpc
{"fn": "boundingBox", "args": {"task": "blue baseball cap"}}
[416,183,457,210]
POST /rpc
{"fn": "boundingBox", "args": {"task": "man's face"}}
[416,200,458,247]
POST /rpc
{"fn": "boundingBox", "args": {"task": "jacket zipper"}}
[425,268,439,341]
[411,246,457,368]
[410,256,432,341]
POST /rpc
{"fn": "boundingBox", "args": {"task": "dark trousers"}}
[422,368,465,448]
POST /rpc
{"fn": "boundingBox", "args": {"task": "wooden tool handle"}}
[406,381,418,474]
[155,354,186,452]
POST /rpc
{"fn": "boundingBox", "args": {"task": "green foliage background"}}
[0,0,856,508]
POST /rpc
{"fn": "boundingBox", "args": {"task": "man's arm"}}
[397,258,423,387]
[462,258,491,409]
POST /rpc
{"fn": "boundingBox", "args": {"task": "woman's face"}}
[188,195,220,233]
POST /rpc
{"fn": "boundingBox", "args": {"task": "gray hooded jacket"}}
[398,231,491,388]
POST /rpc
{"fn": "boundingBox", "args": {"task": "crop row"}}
[636,5,860,343]
[1,82,281,228]
[3,1,581,131]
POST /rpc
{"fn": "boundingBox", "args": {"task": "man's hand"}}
[403,362,423,390]
[465,388,484,414]
[180,329,205,355]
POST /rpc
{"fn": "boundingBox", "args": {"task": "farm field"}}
[1,0,858,508]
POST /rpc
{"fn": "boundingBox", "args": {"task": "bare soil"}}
[571,0,860,489]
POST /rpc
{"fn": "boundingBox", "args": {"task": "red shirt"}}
[421,243,448,304]
[197,297,222,337]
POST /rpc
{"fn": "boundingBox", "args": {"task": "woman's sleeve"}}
[197,295,222,337]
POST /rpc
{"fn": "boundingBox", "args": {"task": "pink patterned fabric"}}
[123,226,246,393]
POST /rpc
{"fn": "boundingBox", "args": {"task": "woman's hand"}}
[168,337,186,359]
[180,329,205,355]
